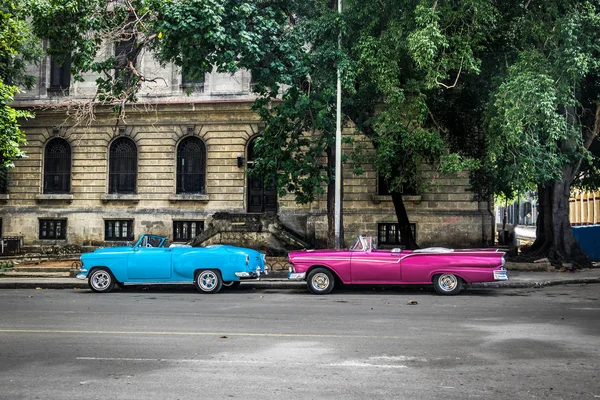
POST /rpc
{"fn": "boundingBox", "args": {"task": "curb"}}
[0,281,89,290]
[470,277,600,289]
[0,278,599,290]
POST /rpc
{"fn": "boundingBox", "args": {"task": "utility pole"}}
[334,0,342,249]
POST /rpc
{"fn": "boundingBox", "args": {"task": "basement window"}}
[105,219,134,241]
[39,219,67,240]
[377,223,416,246]
[173,221,204,242]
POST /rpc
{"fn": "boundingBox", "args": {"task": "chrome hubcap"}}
[91,271,110,290]
[311,273,330,291]
[439,274,458,291]
[198,271,217,291]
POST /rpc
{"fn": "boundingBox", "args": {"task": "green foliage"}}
[22,0,600,208]
[30,0,126,79]
[481,0,600,199]
[0,83,30,164]
[1,0,40,88]
[23,0,491,203]
[342,0,495,194]
[30,0,316,106]
[245,0,496,201]
[30,0,148,103]
[0,0,37,165]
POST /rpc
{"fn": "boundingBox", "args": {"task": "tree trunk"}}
[391,193,418,250]
[326,147,343,248]
[525,103,600,267]
[525,166,590,267]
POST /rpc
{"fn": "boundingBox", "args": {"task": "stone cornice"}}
[35,194,74,202]
[100,194,141,203]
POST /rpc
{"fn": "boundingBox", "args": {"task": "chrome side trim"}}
[235,272,259,278]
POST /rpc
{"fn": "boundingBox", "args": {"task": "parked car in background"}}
[77,234,267,293]
[288,235,507,295]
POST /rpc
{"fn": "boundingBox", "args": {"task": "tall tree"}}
[340,0,493,248]
[248,0,489,249]
[481,0,600,266]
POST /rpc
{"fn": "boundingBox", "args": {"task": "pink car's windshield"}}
[350,235,376,252]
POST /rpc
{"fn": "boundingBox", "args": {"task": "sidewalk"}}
[0,269,599,290]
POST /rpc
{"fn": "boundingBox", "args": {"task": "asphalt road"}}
[0,284,599,400]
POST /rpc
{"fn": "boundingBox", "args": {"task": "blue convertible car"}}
[77,234,267,293]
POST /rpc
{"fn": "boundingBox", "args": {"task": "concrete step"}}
[12,266,75,273]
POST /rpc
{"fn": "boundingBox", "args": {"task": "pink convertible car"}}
[288,235,507,295]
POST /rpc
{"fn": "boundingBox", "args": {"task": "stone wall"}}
[0,101,494,249]
[1,45,495,250]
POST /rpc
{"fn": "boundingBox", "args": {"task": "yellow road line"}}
[0,328,402,340]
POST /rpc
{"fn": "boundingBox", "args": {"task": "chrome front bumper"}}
[288,272,306,281]
[494,269,509,281]
[235,271,259,278]
[76,269,88,280]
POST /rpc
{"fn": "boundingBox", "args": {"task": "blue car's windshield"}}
[136,234,167,248]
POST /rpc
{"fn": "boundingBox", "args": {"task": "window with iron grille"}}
[176,137,206,194]
[377,223,416,246]
[105,220,134,241]
[44,138,71,194]
[109,137,137,194]
[49,57,71,89]
[377,173,417,195]
[114,38,135,83]
[39,219,67,240]
[173,221,204,242]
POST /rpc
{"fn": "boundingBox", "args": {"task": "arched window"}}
[44,138,71,194]
[177,137,206,194]
[109,137,137,194]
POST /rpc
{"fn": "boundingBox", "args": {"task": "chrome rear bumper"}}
[494,269,508,281]
[288,272,306,281]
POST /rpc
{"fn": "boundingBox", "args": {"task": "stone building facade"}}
[0,48,495,251]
